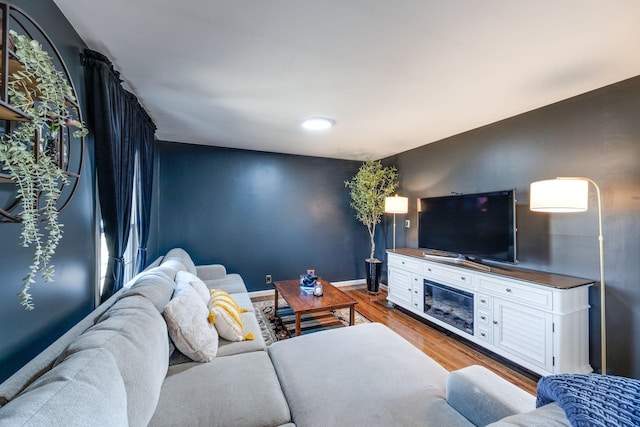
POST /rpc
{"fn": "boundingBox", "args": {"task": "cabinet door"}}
[493,299,553,372]
[388,266,412,307]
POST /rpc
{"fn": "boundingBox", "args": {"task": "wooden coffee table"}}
[273,278,358,336]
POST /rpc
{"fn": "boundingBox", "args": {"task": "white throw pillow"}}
[163,281,218,362]
[176,270,210,305]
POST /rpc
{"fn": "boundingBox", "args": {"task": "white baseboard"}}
[249,278,386,299]
[331,279,388,289]
[332,278,366,287]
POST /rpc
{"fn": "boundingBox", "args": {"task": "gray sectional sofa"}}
[0,248,571,426]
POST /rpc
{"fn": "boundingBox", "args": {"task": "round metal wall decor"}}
[0,2,85,223]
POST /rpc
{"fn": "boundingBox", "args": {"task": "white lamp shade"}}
[385,196,408,214]
[530,179,589,212]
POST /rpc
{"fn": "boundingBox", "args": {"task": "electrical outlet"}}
[265,274,272,284]
[405,219,410,228]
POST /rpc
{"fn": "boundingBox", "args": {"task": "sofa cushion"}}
[119,270,176,357]
[195,263,227,280]
[446,365,535,426]
[203,273,247,294]
[164,248,197,275]
[164,281,219,362]
[176,270,210,304]
[0,348,128,427]
[120,269,175,312]
[209,289,254,342]
[0,290,122,406]
[217,311,266,357]
[156,258,188,280]
[59,295,168,427]
[487,402,570,426]
[268,322,473,427]
[148,351,291,427]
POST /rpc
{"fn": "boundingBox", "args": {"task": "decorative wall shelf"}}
[0,99,29,121]
[0,2,85,223]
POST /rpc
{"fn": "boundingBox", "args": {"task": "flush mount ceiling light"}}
[301,117,335,131]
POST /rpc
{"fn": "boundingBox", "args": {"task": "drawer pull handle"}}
[480,332,486,337]
[461,276,466,281]
[480,315,486,320]
[506,288,512,293]
[493,320,498,325]
[401,261,405,264]
[427,268,431,272]
[480,299,486,303]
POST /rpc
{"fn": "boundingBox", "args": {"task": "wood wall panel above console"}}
[386,249,594,376]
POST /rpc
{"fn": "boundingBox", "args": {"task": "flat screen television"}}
[418,189,517,264]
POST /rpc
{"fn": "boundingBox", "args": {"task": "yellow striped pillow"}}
[208,289,254,342]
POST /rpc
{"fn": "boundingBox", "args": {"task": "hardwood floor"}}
[254,284,540,395]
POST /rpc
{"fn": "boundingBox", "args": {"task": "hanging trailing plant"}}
[0,31,88,309]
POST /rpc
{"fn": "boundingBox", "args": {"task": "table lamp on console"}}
[529,177,607,375]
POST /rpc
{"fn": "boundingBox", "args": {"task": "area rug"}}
[253,298,370,346]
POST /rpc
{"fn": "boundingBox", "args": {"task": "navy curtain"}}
[135,106,156,273]
[82,50,156,303]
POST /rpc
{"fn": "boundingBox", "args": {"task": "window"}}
[98,173,138,295]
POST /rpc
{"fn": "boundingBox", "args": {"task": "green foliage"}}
[345,160,398,261]
[0,31,88,309]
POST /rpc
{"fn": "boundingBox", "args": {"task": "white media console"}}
[387,249,594,376]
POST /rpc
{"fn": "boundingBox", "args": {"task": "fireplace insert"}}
[424,279,474,335]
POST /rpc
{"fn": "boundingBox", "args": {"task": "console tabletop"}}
[389,248,594,289]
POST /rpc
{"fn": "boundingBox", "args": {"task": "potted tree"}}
[345,160,398,294]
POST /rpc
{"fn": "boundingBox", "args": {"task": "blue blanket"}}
[536,374,640,427]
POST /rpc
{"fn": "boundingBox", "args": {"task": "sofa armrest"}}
[446,365,535,426]
[196,264,227,281]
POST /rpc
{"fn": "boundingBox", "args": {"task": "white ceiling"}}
[52,1,640,161]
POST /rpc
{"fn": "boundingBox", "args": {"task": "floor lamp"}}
[530,177,606,375]
[384,195,408,251]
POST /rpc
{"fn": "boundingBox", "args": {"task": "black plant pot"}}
[365,259,383,294]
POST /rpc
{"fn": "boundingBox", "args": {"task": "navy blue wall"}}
[0,1,95,382]
[149,143,372,291]
[386,76,640,378]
